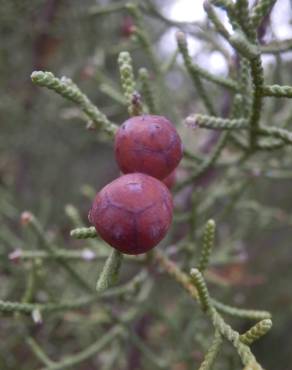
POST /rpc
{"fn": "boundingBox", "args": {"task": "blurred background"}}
[1,0,292,369]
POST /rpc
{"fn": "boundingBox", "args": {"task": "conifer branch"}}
[118,51,142,116]
[258,126,292,145]
[240,319,272,345]
[154,250,198,300]
[88,2,126,16]
[255,138,286,151]
[96,249,123,293]
[186,114,248,130]
[176,130,230,190]
[126,3,161,74]
[152,251,269,368]
[250,0,277,29]
[40,326,123,370]
[229,32,260,59]
[176,31,216,115]
[238,59,252,117]
[0,297,96,314]
[211,299,271,320]
[198,331,222,370]
[203,1,230,39]
[10,248,98,262]
[176,32,238,91]
[0,272,145,315]
[262,84,292,98]
[235,0,253,39]
[70,226,97,239]
[199,220,216,273]
[27,337,55,367]
[210,308,263,368]
[23,213,93,293]
[138,67,157,113]
[31,71,117,137]
[125,329,168,369]
[190,268,212,311]
[189,268,265,368]
[260,39,292,54]
[249,56,264,148]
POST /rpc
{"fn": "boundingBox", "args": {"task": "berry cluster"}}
[89,114,183,255]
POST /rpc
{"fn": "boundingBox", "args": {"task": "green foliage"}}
[96,249,123,293]
[118,51,142,116]
[240,319,273,345]
[31,71,118,137]
[138,67,157,113]
[199,219,216,273]
[70,226,97,239]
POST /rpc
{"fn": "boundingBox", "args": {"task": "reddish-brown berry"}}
[163,170,176,190]
[121,16,135,38]
[88,173,173,255]
[114,115,183,180]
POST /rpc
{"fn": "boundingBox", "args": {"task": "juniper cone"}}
[88,173,173,254]
[114,115,183,179]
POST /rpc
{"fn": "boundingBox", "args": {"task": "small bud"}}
[131,91,141,106]
[20,211,33,226]
[185,116,197,129]
[32,309,43,324]
[88,208,93,224]
[86,121,96,131]
[31,71,46,83]
[81,249,96,261]
[9,249,23,263]
[121,16,135,38]
[175,31,186,44]
[60,76,72,84]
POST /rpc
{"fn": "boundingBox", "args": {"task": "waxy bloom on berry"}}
[115,115,183,180]
[88,173,173,255]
